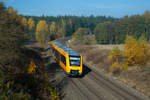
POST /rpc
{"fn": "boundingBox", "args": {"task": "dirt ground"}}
[72,44,150,98]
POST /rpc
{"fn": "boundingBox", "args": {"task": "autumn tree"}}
[108,46,122,62]
[108,46,124,73]
[21,17,28,28]
[8,6,18,15]
[124,35,150,66]
[28,18,35,30]
[28,18,35,40]
[49,19,66,40]
[60,19,66,37]
[73,28,90,40]
[36,20,48,44]
[49,21,57,40]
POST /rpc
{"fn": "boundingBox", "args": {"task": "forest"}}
[25,15,116,36]
[24,15,116,43]
[95,13,150,44]
[23,11,150,45]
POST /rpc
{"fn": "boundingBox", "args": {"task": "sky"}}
[4,0,150,18]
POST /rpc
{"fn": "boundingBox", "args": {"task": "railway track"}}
[52,61,150,100]
[83,62,150,100]
[89,70,141,100]
[65,69,149,100]
[67,77,104,100]
[67,78,90,100]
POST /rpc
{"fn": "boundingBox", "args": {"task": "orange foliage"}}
[28,61,37,74]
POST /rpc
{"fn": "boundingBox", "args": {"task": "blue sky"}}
[5,0,150,18]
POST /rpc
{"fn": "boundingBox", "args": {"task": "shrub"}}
[121,63,128,70]
[28,60,37,74]
[124,35,150,66]
[108,46,122,62]
[49,87,60,100]
[109,62,121,74]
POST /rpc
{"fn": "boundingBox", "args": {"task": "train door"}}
[58,53,61,65]
[60,54,67,71]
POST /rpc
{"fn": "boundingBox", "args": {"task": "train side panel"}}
[50,42,68,72]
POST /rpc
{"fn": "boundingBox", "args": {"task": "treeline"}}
[23,11,150,45]
[24,15,116,41]
[94,12,150,44]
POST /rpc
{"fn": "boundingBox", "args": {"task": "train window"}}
[53,48,58,58]
[61,55,66,66]
[69,56,80,66]
[52,48,55,53]
[55,50,59,58]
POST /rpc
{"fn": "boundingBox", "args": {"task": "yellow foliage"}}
[73,28,90,41]
[21,17,28,27]
[108,46,122,62]
[121,63,128,70]
[49,87,60,100]
[109,35,149,73]
[109,62,121,73]
[36,20,48,44]
[28,61,37,74]
[8,6,18,14]
[124,35,149,66]
[28,18,35,30]
[44,73,48,79]
[50,21,57,34]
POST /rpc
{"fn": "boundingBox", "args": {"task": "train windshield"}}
[69,56,80,66]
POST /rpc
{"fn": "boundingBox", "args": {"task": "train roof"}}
[52,42,80,56]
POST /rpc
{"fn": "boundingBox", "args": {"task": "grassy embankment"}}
[70,39,150,98]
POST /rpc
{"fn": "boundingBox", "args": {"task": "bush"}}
[109,62,121,74]
[121,63,128,70]
[108,35,150,74]
[124,35,150,66]
[28,61,37,74]
[108,46,122,62]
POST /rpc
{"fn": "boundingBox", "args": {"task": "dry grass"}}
[119,64,150,97]
[73,45,113,72]
[73,44,150,98]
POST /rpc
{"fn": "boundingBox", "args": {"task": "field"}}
[72,44,150,98]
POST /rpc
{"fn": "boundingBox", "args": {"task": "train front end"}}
[67,54,83,76]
